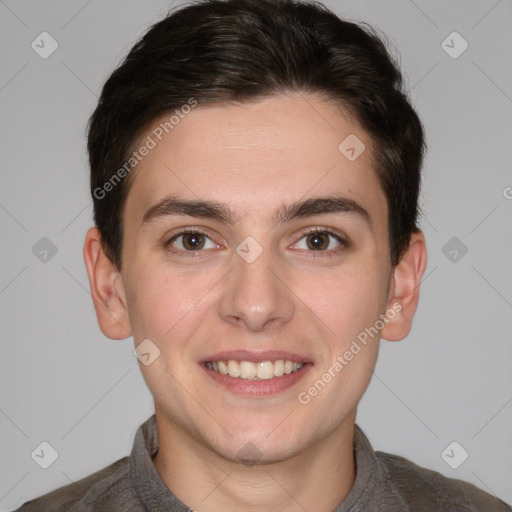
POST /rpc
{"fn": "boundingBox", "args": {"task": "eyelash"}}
[164,226,348,258]
[295,227,348,259]
[164,227,214,259]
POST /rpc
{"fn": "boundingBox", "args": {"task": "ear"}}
[83,227,132,340]
[381,230,427,342]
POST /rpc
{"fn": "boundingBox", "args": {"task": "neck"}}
[152,412,357,512]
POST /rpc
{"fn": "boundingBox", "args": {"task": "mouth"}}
[205,359,305,380]
[200,351,312,396]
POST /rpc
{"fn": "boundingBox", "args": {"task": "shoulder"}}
[11,456,141,512]
[375,450,512,511]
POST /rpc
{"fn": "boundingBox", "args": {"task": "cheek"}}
[125,264,222,345]
[298,265,387,343]
[125,268,186,341]
[296,268,385,413]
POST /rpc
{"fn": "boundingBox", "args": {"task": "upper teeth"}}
[206,360,304,380]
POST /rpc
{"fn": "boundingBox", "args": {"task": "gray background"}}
[1,0,511,509]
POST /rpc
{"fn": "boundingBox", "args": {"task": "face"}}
[108,93,399,462]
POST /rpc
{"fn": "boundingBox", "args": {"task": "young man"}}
[14,0,511,510]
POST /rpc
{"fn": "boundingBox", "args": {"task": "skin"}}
[83,92,427,512]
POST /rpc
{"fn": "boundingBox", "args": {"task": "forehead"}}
[123,92,386,226]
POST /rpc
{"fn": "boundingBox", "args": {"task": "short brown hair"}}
[87,0,425,269]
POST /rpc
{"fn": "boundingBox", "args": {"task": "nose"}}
[218,243,295,331]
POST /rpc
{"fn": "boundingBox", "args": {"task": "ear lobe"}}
[381,230,427,342]
[83,227,132,340]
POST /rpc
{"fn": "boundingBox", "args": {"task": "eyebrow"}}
[141,195,372,228]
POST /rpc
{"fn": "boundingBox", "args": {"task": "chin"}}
[211,420,311,462]
[217,439,302,466]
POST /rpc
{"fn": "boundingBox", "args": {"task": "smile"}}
[205,359,305,380]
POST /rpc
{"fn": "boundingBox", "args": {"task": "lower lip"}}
[201,363,313,397]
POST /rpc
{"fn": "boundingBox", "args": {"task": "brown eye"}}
[182,233,205,250]
[306,232,330,250]
[167,230,218,252]
[292,229,346,255]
